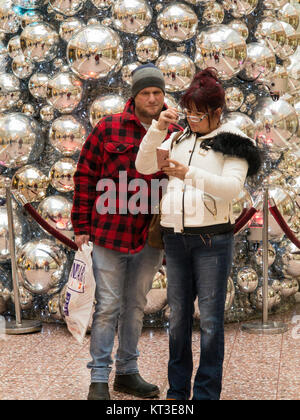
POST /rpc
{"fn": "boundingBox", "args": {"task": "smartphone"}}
[156,147,170,169]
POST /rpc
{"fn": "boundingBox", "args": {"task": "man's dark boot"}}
[87,382,110,400]
[113,373,159,398]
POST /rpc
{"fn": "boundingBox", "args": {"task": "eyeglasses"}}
[177,111,208,123]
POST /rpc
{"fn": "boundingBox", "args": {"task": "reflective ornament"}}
[49,158,76,192]
[12,54,34,79]
[91,0,113,9]
[152,268,167,289]
[231,188,253,222]
[17,239,67,295]
[12,0,44,8]
[259,64,288,99]
[11,285,33,310]
[28,73,48,99]
[22,103,36,117]
[277,3,299,31]
[49,0,86,16]
[225,276,235,311]
[269,186,294,224]
[37,195,74,240]
[254,244,276,267]
[282,242,300,277]
[280,278,299,297]
[112,0,152,35]
[0,41,7,72]
[238,42,276,81]
[222,0,258,17]
[202,2,224,25]
[0,205,23,261]
[0,275,11,313]
[228,19,249,40]
[89,95,126,127]
[164,94,179,109]
[121,62,139,86]
[136,36,160,63]
[287,175,300,206]
[67,25,122,80]
[12,165,49,203]
[59,18,84,43]
[252,286,278,310]
[48,293,63,320]
[255,17,286,57]
[157,3,198,42]
[156,52,195,92]
[21,10,43,28]
[7,35,21,58]
[49,116,86,156]
[222,112,256,139]
[47,72,83,114]
[144,288,167,314]
[40,105,55,122]
[20,22,59,63]
[195,24,247,80]
[0,113,44,168]
[0,73,21,112]
[276,21,299,60]
[225,87,244,111]
[237,267,258,293]
[264,0,289,10]
[0,0,20,33]
[254,98,298,149]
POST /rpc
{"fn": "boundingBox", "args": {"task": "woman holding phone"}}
[135,68,262,400]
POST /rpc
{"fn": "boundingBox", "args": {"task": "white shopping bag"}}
[63,242,96,344]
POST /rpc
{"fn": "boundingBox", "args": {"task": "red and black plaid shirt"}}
[71,97,182,254]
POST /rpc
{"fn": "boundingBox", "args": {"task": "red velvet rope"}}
[234,207,258,234]
[269,204,300,249]
[23,203,78,251]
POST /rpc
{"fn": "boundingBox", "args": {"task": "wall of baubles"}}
[0,0,300,325]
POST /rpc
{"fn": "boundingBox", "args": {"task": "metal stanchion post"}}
[4,180,42,335]
[241,183,288,335]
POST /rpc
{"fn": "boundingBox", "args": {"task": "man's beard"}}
[137,107,161,120]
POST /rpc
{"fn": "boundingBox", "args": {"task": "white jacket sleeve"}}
[184,156,249,200]
[135,120,172,175]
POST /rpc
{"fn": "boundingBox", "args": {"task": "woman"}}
[135,68,261,400]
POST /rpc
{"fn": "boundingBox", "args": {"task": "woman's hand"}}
[163,159,189,180]
[157,107,179,131]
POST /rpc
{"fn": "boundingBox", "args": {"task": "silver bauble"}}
[222,112,256,139]
[20,10,43,28]
[40,104,55,122]
[0,41,8,72]
[59,18,85,43]
[254,244,276,267]
[280,278,299,297]
[49,115,86,155]
[277,3,299,31]
[252,286,278,309]
[67,25,122,80]
[157,3,198,42]
[254,98,298,149]
[0,0,20,33]
[136,36,160,63]
[0,73,20,112]
[12,0,44,8]
[20,22,59,63]
[156,52,195,92]
[255,17,286,57]
[12,54,34,79]
[225,276,235,311]
[238,42,276,81]
[7,35,21,58]
[222,0,258,18]
[49,158,76,192]
[0,113,44,168]
[0,205,23,262]
[225,87,244,111]
[121,62,139,86]
[164,93,179,109]
[47,293,63,320]
[112,0,152,35]
[202,2,224,25]
[11,285,34,310]
[228,19,249,40]
[28,73,49,99]
[17,239,67,295]
[37,195,74,240]
[282,242,300,277]
[231,188,253,222]
[90,0,113,9]
[237,267,258,293]
[264,0,289,10]
[47,72,83,114]
[276,21,299,60]
[12,165,49,203]
[195,24,247,80]
[49,0,86,16]
[89,94,126,128]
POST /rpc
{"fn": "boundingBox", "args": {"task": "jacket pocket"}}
[103,142,134,154]
[102,142,135,178]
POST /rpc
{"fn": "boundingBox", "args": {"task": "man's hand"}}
[157,107,179,131]
[162,159,189,180]
[75,234,90,251]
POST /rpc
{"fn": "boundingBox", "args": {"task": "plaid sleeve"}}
[71,122,104,236]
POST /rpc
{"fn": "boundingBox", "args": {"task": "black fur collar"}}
[200,132,262,177]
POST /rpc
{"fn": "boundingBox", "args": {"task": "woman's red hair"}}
[180,67,225,112]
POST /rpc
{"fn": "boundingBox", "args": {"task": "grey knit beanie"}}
[131,63,165,98]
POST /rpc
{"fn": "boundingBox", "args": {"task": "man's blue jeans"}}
[163,231,234,400]
[87,243,162,383]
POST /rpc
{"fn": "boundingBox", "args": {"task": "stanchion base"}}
[241,321,288,335]
[5,319,42,335]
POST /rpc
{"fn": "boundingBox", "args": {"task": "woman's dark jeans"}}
[163,231,234,400]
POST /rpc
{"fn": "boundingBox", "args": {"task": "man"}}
[71,63,182,400]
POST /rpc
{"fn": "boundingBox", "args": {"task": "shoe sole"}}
[113,384,160,398]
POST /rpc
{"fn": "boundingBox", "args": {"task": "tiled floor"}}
[0,304,299,400]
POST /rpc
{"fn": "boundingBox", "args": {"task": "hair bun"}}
[193,67,219,85]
